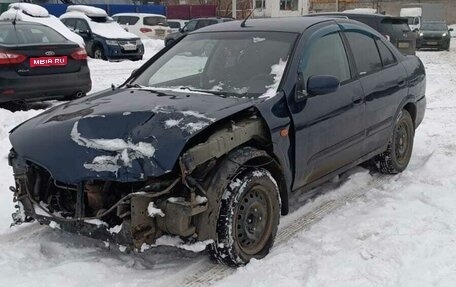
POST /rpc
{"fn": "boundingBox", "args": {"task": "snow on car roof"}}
[66,5,108,18]
[112,13,165,18]
[0,7,85,47]
[8,3,49,17]
[61,11,138,40]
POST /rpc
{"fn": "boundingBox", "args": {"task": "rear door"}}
[341,23,408,154]
[289,23,366,189]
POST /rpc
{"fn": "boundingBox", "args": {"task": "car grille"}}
[422,35,443,40]
[118,40,137,45]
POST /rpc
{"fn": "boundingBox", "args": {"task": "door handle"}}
[352,97,363,105]
[397,80,406,87]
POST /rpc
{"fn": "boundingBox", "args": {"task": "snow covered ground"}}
[0,40,455,286]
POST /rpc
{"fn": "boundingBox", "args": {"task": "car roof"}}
[112,13,165,17]
[193,17,232,21]
[195,17,334,34]
[0,20,46,27]
[422,20,447,24]
[308,12,397,20]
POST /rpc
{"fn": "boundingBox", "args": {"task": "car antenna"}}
[240,8,255,28]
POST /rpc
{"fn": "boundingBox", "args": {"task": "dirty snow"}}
[147,202,165,218]
[0,39,455,287]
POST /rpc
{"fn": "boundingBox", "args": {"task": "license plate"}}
[121,44,137,51]
[398,42,410,48]
[30,56,67,68]
[155,29,165,36]
[427,41,438,45]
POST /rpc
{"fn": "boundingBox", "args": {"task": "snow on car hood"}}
[9,89,256,184]
[89,21,138,40]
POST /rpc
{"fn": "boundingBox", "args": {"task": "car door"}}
[341,24,408,154]
[289,23,366,189]
[74,19,93,51]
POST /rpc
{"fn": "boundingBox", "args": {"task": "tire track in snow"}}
[180,174,387,287]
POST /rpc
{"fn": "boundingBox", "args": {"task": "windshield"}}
[168,21,181,29]
[421,23,448,31]
[133,32,296,98]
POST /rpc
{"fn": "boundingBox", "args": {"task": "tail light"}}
[140,27,153,33]
[71,48,88,60]
[384,34,391,42]
[0,51,26,65]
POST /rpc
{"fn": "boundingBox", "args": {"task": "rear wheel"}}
[374,110,414,174]
[209,168,280,267]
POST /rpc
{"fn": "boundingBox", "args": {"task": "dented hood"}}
[9,88,256,184]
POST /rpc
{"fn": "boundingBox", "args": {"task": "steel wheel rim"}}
[395,120,410,164]
[234,185,273,255]
[94,49,102,59]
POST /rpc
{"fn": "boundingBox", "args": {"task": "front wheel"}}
[209,168,280,267]
[374,109,415,174]
[93,46,106,60]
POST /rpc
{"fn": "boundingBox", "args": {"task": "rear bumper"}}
[0,65,91,103]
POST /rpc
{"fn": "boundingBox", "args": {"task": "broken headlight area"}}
[10,159,209,250]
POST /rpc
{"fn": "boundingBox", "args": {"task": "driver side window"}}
[75,20,90,33]
[300,32,351,86]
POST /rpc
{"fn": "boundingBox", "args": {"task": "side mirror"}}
[307,75,340,96]
[449,28,454,32]
[131,68,138,76]
[179,27,184,33]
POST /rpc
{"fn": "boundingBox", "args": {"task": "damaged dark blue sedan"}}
[8,17,426,266]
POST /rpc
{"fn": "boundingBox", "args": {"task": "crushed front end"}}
[9,149,209,250]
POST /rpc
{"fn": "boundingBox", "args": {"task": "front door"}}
[288,24,366,189]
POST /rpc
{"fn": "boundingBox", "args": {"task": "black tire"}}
[209,168,280,267]
[131,56,143,61]
[374,110,414,174]
[93,46,106,60]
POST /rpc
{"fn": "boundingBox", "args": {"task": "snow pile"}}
[260,58,288,99]
[66,5,108,17]
[8,3,48,17]
[0,7,85,47]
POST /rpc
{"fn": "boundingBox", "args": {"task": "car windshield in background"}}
[421,23,448,31]
[0,24,67,45]
[144,16,167,26]
[89,16,113,23]
[133,32,296,98]
[381,19,410,34]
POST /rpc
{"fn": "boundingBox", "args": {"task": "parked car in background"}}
[0,3,84,47]
[306,12,417,55]
[60,5,144,61]
[164,17,233,46]
[167,19,188,33]
[416,21,452,51]
[400,3,445,31]
[9,17,425,267]
[0,21,91,103]
[112,13,172,40]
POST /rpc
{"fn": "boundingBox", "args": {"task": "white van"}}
[112,13,172,39]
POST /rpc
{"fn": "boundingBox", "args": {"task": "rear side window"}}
[75,20,90,33]
[0,25,67,45]
[62,18,76,30]
[129,16,140,25]
[301,32,351,83]
[196,20,218,29]
[144,16,167,26]
[345,31,382,75]
[376,39,396,66]
[116,16,130,25]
